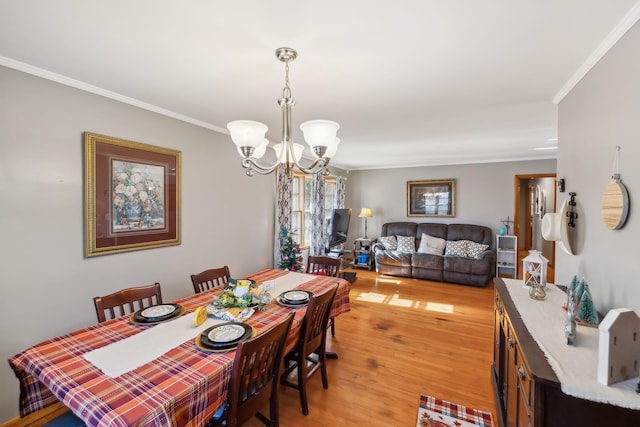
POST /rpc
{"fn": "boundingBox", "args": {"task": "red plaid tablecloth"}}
[8,269,350,427]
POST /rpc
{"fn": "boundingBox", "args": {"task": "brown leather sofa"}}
[373,222,496,287]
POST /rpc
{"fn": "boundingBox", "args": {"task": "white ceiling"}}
[2,1,639,171]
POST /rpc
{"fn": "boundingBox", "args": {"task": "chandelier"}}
[227,47,340,176]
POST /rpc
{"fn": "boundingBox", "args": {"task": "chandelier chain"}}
[282,62,291,99]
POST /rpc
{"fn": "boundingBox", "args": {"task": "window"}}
[291,172,337,248]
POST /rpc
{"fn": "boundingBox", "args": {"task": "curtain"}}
[310,173,325,256]
[274,166,293,267]
[335,176,346,209]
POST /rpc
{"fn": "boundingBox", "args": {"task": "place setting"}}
[195,322,254,352]
[276,289,314,308]
[129,303,184,325]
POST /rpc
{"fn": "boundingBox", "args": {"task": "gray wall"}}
[0,66,276,421]
[557,20,640,314]
[344,159,557,247]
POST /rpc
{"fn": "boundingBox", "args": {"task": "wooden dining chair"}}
[280,285,338,416]
[93,282,162,323]
[190,266,231,294]
[207,313,294,427]
[306,255,341,336]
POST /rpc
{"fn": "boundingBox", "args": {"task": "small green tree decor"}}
[278,226,303,272]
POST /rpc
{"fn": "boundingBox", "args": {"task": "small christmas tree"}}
[278,226,303,272]
[577,285,599,325]
[563,275,581,310]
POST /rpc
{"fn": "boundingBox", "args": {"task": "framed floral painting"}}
[84,132,181,257]
[407,179,456,217]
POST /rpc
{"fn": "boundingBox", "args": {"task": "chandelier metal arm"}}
[228,47,338,177]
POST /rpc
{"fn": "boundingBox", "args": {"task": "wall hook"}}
[567,192,578,228]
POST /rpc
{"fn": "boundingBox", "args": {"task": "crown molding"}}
[553,2,640,104]
[0,55,228,135]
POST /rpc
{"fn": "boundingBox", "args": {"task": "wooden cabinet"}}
[492,278,640,427]
[496,235,517,279]
[352,238,375,270]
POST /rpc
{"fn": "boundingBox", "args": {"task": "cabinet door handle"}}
[517,365,526,380]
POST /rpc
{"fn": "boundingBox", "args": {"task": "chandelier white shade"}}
[227,47,340,176]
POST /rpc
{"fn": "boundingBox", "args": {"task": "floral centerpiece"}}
[211,282,272,311]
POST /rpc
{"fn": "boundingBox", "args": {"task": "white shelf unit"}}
[496,235,517,279]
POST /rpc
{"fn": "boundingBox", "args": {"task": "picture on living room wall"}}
[84,132,181,257]
[407,179,456,217]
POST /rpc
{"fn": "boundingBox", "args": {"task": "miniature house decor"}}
[597,308,640,385]
[522,250,548,288]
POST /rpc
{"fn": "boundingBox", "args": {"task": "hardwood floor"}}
[248,268,498,426]
[7,269,498,427]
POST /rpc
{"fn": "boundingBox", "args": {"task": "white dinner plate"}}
[140,304,176,319]
[282,290,308,302]
[208,324,246,343]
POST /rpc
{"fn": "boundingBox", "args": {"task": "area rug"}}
[416,394,493,427]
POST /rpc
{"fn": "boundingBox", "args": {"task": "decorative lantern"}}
[522,250,548,289]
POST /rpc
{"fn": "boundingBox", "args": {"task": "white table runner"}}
[84,272,312,378]
[502,279,640,409]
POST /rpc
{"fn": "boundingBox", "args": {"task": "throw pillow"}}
[417,233,446,255]
[467,241,490,259]
[396,235,416,253]
[445,240,469,257]
[379,235,397,250]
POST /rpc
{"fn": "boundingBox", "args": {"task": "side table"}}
[352,238,375,270]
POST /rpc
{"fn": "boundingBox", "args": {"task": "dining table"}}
[8,269,351,427]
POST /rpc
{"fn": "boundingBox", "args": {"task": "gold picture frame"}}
[407,179,456,217]
[84,132,181,257]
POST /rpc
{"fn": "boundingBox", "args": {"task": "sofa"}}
[373,222,496,287]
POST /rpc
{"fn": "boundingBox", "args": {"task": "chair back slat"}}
[300,285,338,355]
[190,266,231,293]
[216,313,294,427]
[307,256,341,277]
[93,283,162,323]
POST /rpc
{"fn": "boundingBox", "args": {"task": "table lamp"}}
[358,207,373,239]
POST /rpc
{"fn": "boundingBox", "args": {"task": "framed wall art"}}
[84,132,181,257]
[407,179,456,217]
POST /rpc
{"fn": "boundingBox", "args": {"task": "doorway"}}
[513,174,556,282]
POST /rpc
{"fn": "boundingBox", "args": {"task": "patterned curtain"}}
[274,166,293,267]
[310,173,325,256]
[335,176,346,209]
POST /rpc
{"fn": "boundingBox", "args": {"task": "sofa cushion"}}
[446,224,492,247]
[381,222,418,239]
[412,252,445,270]
[379,235,398,250]
[467,241,489,259]
[444,255,491,275]
[375,250,412,267]
[417,233,446,255]
[445,240,468,257]
[396,235,416,253]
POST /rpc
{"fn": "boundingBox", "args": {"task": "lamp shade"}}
[323,138,341,159]
[273,142,304,163]
[300,120,339,150]
[227,120,268,149]
[358,208,373,218]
